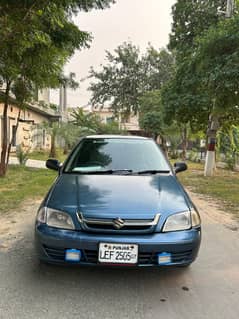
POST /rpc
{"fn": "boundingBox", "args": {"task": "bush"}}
[225,152,237,170]
[188,148,199,162]
[16,145,29,165]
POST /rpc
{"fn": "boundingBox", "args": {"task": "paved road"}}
[0,195,239,319]
[9,157,46,169]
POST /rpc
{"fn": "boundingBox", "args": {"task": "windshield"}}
[64,138,170,173]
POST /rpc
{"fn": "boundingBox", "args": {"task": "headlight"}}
[162,211,191,232]
[36,207,47,223]
[191,207,201,227]
[36,207,75,230]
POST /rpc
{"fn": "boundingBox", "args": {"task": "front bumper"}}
[35,223,201,267]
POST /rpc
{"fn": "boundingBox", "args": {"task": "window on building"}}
[106,116,114,123]
[12,125,17,146]
[43,129,46,146]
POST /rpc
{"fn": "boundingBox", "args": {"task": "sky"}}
[51,0,176,108]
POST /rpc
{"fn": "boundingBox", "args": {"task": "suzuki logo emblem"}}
[112,217,125,229]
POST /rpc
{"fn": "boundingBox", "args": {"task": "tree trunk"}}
[181,126,188,161]
[0,81,11,177]
[204,114,219,177]
[160,135,168,159]
[6,109,21,168]
[63,143,68,155]
[49,133,56,158]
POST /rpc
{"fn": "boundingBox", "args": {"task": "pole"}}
[226,0,234,18]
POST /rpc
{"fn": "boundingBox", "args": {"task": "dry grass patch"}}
[178,162,239,218]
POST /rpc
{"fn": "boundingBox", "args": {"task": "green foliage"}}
[188,148,200,162]
[11,78,35,107]
[71,108,102,133]
[163,0,239,134]
[0,1,98,92]
[169,0,226,58]
[88,42,174,115]
[100,121,123,135]
[217,125,239,169]
[58,122,84,152]
[0,0,115,176]
[59,72,79,90]
[71,107,123,135]
[161,57,211,132]
[138,90,163,138]
[192,15,239,123]
[16,145,30,166]
[39,121,61,158]
[139,89,188,155]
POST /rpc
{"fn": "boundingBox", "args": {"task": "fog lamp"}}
[158,252,172,265]
[65,249,82,262]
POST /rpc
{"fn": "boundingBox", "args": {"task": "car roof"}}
[85,135,149,140]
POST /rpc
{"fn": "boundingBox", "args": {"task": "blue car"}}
[35,135,201,267]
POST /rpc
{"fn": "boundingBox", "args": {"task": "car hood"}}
[47,174,191,219]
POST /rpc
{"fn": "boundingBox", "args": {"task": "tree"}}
[165,0,229,130]
[0,0,115,176]
[163,0,239,175]
[142,46,175,90]
[40,121,61,158]
[88,42,174,115]
[139,90,188,158]
[169,0,226,58]
[58,122,83,154]
[70,107,123,135]
[191,15,239,175]
[71,108,103,133]
[161,56,211,133]
[89,42,144,115]
[139,90,164,139]
[217,125,239,169]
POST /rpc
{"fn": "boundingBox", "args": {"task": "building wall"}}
[119,113,140,132]
[92,106,115,124]
[91,106,140,133]
[0,102,52,152]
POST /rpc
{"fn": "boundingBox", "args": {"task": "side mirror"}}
[46,159,61,171]
[174,162,187,174]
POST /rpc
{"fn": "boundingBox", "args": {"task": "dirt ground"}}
[0,199,41,250]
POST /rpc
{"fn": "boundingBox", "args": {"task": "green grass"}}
[27,149,67,162]
[1,161,239,219]
[0,165,56,214]
[178,161,239,217]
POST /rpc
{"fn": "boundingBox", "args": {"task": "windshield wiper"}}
[73,169,133,175]
[135,169,170,175]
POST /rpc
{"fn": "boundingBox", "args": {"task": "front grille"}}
[43,245,193,265]
[84,250,98,263]
[138,250,193,265]
[44,246,65,261]
[84,224,151,231]
[76,213,160,234]
[43,245,97,263]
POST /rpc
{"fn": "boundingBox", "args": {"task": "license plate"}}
[98,242,138,264]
